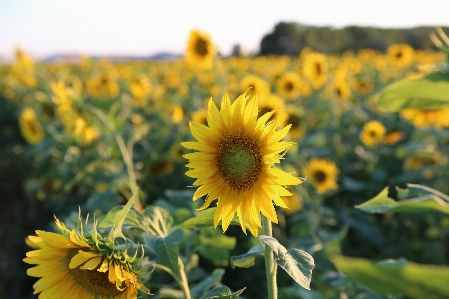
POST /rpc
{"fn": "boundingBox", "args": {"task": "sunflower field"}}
[1,28,449,299]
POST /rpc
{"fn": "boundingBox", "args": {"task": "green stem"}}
[152,259,191,299]
[262,214,278,299]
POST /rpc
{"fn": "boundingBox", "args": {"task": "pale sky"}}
[1,0,449,60]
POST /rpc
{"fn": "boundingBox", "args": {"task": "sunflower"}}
[279,106,305,140]
[303,158,339,194]
[185,29,216,70]
[240,75,270,98]
[19,107,44,145]
[359,120,386,146]
[181,92,303,236]
[382,130,403,145]
[86,73,119,99]
[328,78,351,101]
[400,108,449,128]
[258,94,285,123]
[276,72,306,99]
[191,108,208,126]
[301,51,328,89]
[24,217,150,299]
[387,44,414,68]
[129,75,151,107]
[281,192,303,215]
[353,77,374,95]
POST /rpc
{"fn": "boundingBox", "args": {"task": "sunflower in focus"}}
[400,108,449,128]
[19,107,44,145]
[24,217,150,299]
[276,72,307,99]
[387,44,414,68]
[359,120,386,146]
[185,29,216,70]
[302,52,328,89]
[303,158,339,194]
[182,92,303,236]
[240,75,270,98]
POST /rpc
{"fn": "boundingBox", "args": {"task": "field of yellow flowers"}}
[1,29,449,299]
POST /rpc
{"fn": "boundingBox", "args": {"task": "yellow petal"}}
[80,256,102,270]
[69,250,99,269]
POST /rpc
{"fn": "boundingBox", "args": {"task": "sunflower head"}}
[24,209,151,298]
[400,108,449,128]
[19,107,45,145]
[276,72,304,99]
[240,75,270,98]
[302,52,328,89]
[182,92,304,236]
[303,158,339,194]
[360,120,386,146]
[185,29,216,70]
[387,44,414,68]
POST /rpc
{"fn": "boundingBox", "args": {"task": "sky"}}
[1,0,449,60]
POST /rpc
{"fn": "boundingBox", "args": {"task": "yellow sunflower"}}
[382,130,403,145]
[303,158,339,194]
[185,29,216,70]
[301,52,328,89]
[191,108,208,126]
[328,78,351,101]
[359,120,386,146]
[240,75,270,98]
[258,94,285,123]
[400,108,449,128]
[19,107,44,145]
[24,217,150,299]
[279,106,305,140]
[181,92,303,236]
[276,72,304,99]
[387,44,414,68]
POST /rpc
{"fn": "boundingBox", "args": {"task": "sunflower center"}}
[315,62,322,76]
[195,38,209,56]
[286,114,301,129]
[313,170,327,183]
[259,106,275,122]
[217,134,262,191]
[369,130,377,137]
[26,120,38,134]
[396,52,403,59]
[285,81,294,92]
[67,249,124,297]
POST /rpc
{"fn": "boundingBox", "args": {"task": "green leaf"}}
[112,191,136,238]
[198,234,236,249]
[231,245,263,268]
[356,187,449,214]
[178,208,240,229]
[258,235,315,290]
[143,229,183,278]
[333,256,449,299]
[190,269,225,298]
[198,247,230,267]
[200,287,246,299]
[376,72,449,111]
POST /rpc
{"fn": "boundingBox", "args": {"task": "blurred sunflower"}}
[182,92,303,236]
[150,159,174,176]
[171,104,184,124]
[280,106,305,140]
[24,217,150,299]
[86,73,119,99]
[328,79,351,101]
[382,130,403,145]
[240,75,270,98]
[185,29,216,70]
[281,192,303,215]
[191,108,208,126]
[400,108,449,128]
[302,52,328,89]
[354,77,374,95]
[19,107,44,145]
[303,158,339,194]
[258,94,285,123]
[359,120,386,146]
[387,44,414,68]
[276,72,305,99]
[129,75,151,107]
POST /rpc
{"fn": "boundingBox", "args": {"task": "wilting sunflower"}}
[303,158,339,194]
[302,51,328,89]
[19,107,44,145]
[182,92,303,236]
[400,108,449,128]
[360,120,386,146]
[387,44,414,68]
[276,72,303,99]
[185,29,216,70]
[24,216,150,299]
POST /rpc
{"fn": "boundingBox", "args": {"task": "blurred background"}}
[1,1,449,298]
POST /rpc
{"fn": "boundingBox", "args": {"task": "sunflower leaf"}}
[332,256,449,299]
[199,286,246,299]
[376,72,449,111]
[190,269,225,298]
[231,245,263,269]
[258,235,314,290]
[178,208,240,229]
[356,186,449,214]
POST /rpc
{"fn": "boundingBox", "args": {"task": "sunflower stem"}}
[262,214,278,299]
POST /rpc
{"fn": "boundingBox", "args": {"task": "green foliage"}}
[199,287,245,299]
[231,245,263,268]
[179,208,240,229]
[333,256,449,299]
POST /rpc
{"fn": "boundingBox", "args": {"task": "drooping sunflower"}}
[387,44,414,68]
[301,51,328,89]
[276,72,304,99]
[400,108,449,128]
[19,107,44,145]
[24,217,150,299]
[359,120,386,146]
[182,92,303,236]
[185,29,216,70]
[303,158,339,194]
